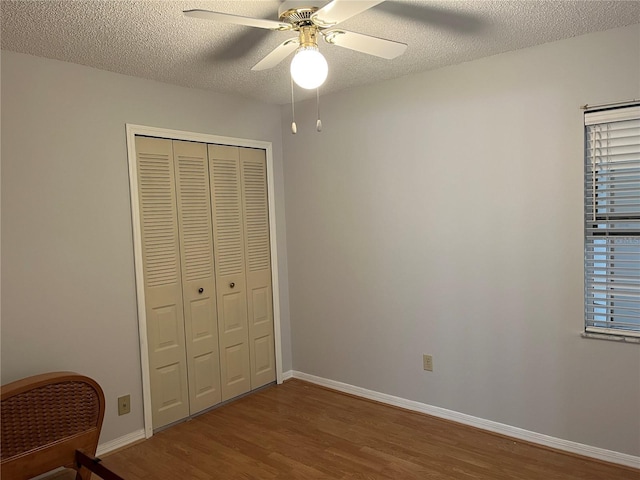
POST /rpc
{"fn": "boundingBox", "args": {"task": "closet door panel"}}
[240,147,276,388]
[173,140,222,414]
[208,144,251,401]
[135,136,189,429]
[250,287,274,377]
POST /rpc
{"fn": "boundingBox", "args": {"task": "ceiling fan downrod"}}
[298,25,319,47]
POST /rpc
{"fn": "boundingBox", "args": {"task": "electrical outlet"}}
[118,395,131,416]
[423,354,433,372]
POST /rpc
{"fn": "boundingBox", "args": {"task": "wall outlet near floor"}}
[118,394,131,415]
[423,354,433,372]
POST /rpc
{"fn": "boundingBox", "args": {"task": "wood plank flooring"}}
[103,379,639,479]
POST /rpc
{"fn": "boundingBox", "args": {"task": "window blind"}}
[585,105,640,337]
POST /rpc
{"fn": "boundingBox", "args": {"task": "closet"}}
[135,136,275,430]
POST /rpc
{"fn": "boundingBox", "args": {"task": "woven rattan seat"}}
[1,372,124,480]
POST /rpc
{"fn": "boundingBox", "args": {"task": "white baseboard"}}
[282,369,294,381]
[290,370,640,470]
[97,428,146,456]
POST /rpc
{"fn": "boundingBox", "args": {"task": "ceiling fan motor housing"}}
[279,7,319,29]
[279,2,327,46]
[278,1,330,21]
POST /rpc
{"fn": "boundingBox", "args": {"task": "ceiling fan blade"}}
[312,0,384,27]
[323,29,407,59]
[252,38,300,71]
[184,9,291,31]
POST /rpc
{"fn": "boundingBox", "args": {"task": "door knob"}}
[198,288,204,294]
[229,282,235,289]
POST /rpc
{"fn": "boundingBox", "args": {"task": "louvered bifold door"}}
[135,136,190,429]
[173,140,222,414]
[239,148,276,388]
[208,145,251,401]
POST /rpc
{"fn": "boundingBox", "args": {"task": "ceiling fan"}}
[184,0,407,90]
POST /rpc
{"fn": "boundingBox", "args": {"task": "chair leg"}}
[75,450,125,480]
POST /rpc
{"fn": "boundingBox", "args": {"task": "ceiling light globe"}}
[290,46,328,90]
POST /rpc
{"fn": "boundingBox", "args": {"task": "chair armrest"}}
[75,450,125,480]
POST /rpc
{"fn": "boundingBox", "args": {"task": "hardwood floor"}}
[103,380,638,479]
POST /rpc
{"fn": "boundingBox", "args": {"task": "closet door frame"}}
[126,124,283,439]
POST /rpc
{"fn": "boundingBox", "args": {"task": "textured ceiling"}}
[2,1,639,104]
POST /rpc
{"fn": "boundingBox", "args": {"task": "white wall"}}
[0,51,292,444]
[282,24,640,456]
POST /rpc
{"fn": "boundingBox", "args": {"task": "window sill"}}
[581,331,640,344]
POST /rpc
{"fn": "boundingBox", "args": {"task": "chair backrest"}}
[1,372,105,480]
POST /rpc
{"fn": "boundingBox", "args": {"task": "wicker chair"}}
[1,372,124,480]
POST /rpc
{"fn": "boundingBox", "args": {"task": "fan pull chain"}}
[290,75,297,134]
[316,88,322,132]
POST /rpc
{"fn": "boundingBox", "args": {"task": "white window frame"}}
[584,104,640,341]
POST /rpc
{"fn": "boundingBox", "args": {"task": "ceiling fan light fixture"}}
[290,46,328,90]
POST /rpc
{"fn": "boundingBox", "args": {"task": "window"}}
[584,104,640,338]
